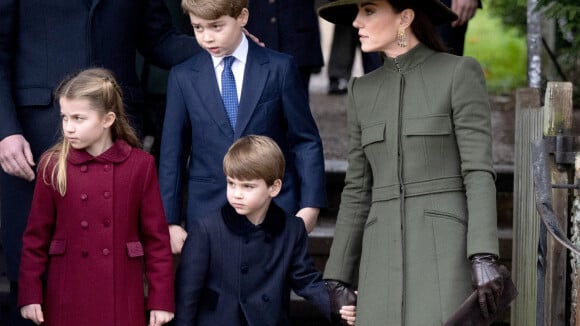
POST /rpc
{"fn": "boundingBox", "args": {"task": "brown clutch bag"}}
[444,265,518,326]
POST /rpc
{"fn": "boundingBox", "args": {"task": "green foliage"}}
[486,0,527,34]
[464,9,527,94]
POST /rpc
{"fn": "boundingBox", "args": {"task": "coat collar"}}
[221,201,286,236]
[382,43,436,73]
[68,139,132,165]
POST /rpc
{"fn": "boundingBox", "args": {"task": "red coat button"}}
[82,250,89,258]
[80,165,88,173]
[103,191,111,199]
[104,165,110,172]
[80,220,89,229]
[102,248,110,256]
[103,219,111,227]
[80,194,88,201]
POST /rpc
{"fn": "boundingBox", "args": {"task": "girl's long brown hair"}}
[43,68,140,196]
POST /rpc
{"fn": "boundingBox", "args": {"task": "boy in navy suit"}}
[174,135,330,325]
[159,0,327,255]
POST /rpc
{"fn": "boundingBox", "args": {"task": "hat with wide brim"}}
[317,0,458,26]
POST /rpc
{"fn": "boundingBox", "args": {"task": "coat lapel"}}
[191,54,234,138]
[235,42,269,138]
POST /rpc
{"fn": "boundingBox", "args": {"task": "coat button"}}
[80,165,88,173]
[103,219,111,227]
[80,220,89,229]
[262,294,270,302]
[82,250,89,258]
[102,248,110,256]
[241,265,249,274]
[80,194,88,201]
[103,191,111,199]
[104,164,110,172]
[270,17,277,24]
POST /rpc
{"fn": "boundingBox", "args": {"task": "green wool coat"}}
[324,44,499,325]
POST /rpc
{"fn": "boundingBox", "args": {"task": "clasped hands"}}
[326,279,357,325]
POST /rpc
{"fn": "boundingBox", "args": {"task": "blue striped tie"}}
[221,56,238,130]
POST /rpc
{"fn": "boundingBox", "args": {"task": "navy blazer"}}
[159,41,327,227]
[174,203,330,325]
[245,0,323,69]
[0,0,200,140]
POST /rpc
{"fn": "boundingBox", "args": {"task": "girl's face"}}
[353,1,406,56]
[60,97,115,157]
[189,9,248,57]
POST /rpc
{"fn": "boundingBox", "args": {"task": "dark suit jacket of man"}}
[174,203,330,325]
[0,0,200,282]
[0,0,200,139]
[159,40,327,228]
[245,0,323,70]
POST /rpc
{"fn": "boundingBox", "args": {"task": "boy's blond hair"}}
[182,0,247,20]
[223,135,285,186]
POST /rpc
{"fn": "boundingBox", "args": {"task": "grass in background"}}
[464,7,527,94]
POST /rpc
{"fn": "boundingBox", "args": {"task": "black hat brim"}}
[318,0,458,26]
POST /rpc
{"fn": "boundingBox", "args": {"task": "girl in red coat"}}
[18,68,174,326]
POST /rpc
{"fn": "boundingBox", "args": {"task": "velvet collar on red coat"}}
[221,201,286,236]
[67,139,133,165]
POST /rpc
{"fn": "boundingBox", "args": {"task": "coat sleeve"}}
[323,78,373,284]
[289,219,330,320]
[0,0,21,140]
[139,157,175,312]
[159,69,191,225]
[18,160,56,306]
[451,56,499,258]
[280,57,327,209]
[137,0,201,69]
[174,219,210,326]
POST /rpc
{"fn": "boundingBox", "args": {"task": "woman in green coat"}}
[317,0,504,325]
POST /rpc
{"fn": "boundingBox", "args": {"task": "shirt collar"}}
[211,33,249,69]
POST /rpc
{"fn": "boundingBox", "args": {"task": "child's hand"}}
[21,304,44,325]
[169,224,188,254]
[340,305,356,325]
[149,310,174,326]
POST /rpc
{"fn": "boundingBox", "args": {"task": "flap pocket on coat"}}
[48,239,66,255]
[126,241,144,258]
[404,115,452,136]
[361,122,385,147]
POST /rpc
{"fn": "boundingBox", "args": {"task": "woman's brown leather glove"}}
[325,279,357,325]
[471,253,504,319]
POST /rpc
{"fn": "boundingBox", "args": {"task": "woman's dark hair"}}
[389,0,449,52]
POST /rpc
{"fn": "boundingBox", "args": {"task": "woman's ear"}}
[269,179,282,197]
[399,8,415,29]
[103,112,116,129]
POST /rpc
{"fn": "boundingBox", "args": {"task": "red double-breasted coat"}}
[18,140,173,326]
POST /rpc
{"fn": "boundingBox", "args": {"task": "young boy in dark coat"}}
[174,135,330,325]
[159,0,327,255]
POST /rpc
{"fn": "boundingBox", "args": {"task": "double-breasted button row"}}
[80,219,111,229]
[79,165,111,172]
[80,192,112,200]
[80,248,111,257]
